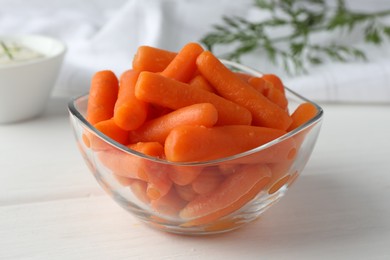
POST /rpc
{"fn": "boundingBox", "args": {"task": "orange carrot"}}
[165,125,286,162]
[269,175,290,194]
[113,70,148,131]
[127,141,165,158]
[288,102,318,131]
[113,174,134,186]
[97,141,165,183]
[132,46,176,72]
[87,70,119,125]
[229,136,297,165]
[127,142,173,200]
[97,149,148,181]
[189,75,215,93]
[248,77,288,110]
[129,179,150,204]
[265,86,288,110]
[91,118,129,150]
[168,166,203,186]
[174,184,198,201]
[180,164,271,226]
[262,74,285,94]
[196,51,292,130]
[151,188,187,216]
[128,103,218,144]
[161,42,204,82]
[266,159,295,194]
[135,71,252,126]
[191,167,224,195]
[247,76,269,93]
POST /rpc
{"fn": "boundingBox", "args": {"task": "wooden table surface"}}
[1,97,390,259]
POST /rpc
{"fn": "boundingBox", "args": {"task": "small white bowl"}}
[0,34,66,123]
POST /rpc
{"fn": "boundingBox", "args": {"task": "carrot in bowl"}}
[288,102,318,131]
[91,118,129,150]
[180,164,271,226]
[161,42,204,83]
[196,51,292,130]
[128,103,218,144]
[248,77,288,110]
[87,70,119,125]
[135,71,252,126]
[113,70,148,131]
[189,75,215,93]
[127,142,172,200]
[262,73,285,94]
[164,125,286,162]
[132,45,176,73]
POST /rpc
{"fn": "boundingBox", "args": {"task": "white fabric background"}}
[1,0,390,103]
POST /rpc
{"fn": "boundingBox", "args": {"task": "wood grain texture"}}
[1,98,390,259]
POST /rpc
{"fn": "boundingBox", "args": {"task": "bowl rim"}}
[0,34,67,69]
[68,60,324,166]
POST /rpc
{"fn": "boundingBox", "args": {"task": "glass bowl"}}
[68,61,323,235]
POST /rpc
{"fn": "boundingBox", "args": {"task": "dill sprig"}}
[1,41,14,60]
[201,0,390,75]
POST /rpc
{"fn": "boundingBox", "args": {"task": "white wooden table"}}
[1,97,390,259]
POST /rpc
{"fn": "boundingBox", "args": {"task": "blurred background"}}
[1,0,390,102]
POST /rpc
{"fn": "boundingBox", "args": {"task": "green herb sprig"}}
[1,41,14,60]
[201,0,390,75]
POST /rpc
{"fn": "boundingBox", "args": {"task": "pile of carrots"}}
[82,42,318,228]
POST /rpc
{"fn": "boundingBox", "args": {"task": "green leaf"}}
[365,25,382,44]
[290,42,305,55]
[308,56,323,65]
[199,0,390,76]
[254,0,275,10]
[222,16,240,28]
[383,26,390,37]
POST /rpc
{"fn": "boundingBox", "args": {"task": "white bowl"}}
[0,34,66,123]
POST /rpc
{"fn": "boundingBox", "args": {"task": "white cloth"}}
[1,0,390,103]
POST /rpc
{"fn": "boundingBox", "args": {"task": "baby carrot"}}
[196,51,292,130]
[91,118,129,150]
[98,141,167,185]
[180,164,271,226]
[127,142,173,200]
[128,103,218,144]
[161,42,204,83]
[248,77,288,110]
[112,174,134,187]
[247,76,269,93]
[165,125,286,162]
[267,161,294,195]
[168,166,203,186]
[189,75,215,93]
[97,149,148,181]
[129,179,150,204]
[288,102,318,131]
[87,70,119,125]
[174,184,198,201]
[191,167,224,195]
[151,188,187,216]
[114,70,148,131]
[231,137,297,165]
[132,46,176,72]
[262,74,285,94]
[128,141,165,158]
[135,71,252,126]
